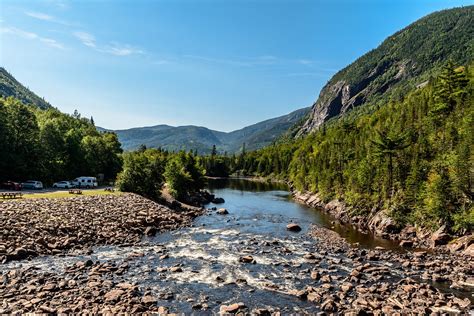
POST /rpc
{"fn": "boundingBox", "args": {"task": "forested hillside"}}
[214,62,473,232]
[0,97,122,183]
[107,107,310,153]
[298,6,473,135]
[0,68,52,110]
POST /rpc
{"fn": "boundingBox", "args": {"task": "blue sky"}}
[1,0,472,131]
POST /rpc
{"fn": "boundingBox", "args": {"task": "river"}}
[2,178,471,313]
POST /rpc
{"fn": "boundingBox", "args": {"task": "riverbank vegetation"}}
[117,148,205,200]
[205,63,473,233]
[0,97,122,184]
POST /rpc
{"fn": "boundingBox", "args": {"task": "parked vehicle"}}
[21,180,43,190]
[72,177,98,188]
[1,181,22,191]
[52,181,73,189]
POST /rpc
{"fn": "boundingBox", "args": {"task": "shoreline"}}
[206,175,287,184]
[292,190,474,257]
[207,176,473,256]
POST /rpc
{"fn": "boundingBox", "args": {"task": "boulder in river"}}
[212,197,225,204]
[217,208,229,215]
[239,255,255,264]
[287,223,302,232]
[144,226,157,236]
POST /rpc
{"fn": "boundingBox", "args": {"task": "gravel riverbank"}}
[0,193,204,263]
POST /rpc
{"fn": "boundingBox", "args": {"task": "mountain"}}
[298,6,473,135]
[0,67,52,109]
[106,107,310,153]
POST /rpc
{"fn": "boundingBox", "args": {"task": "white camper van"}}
[72,177,98,188]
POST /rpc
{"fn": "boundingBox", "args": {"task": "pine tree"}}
[371,130,410,199]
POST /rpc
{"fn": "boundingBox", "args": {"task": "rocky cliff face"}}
[297,6,473,135]
[298,60,413,134]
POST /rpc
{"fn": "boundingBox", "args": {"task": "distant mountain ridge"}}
[104,107,310,153]
[298,6,474,135]
[0,67,52,110]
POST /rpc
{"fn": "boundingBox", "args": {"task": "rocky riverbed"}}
[0,185,472,314]
[0,193,203,263]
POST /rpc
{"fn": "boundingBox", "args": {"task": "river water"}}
[206,178,400,249]
[3,178,470,313]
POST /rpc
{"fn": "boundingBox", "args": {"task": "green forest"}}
[201,62,473,232]
[117,148,205,201]
[0,97,122,183]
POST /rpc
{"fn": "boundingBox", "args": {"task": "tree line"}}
[0,97,122,184]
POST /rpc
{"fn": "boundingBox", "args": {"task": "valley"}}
[0,3,473,314]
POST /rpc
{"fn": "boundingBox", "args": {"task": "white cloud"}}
[39,37,64,49]
[0,26,65,49]
[24,10,76,26]
[102,43,144,56]
[25,11,54,21]
[73,31,144,57]
[73,31,96,47]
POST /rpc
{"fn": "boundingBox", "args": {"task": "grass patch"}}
[20,189,122,200]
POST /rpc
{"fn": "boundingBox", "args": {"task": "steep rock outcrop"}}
[297,6,474,135]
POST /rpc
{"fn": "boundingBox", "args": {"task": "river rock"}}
[142,295,156,305]
[399,240,414,248]
[212,197,225,204]
[10,247,29,260]
[220,302,246,313]
[431,225,451,246]
[287,223,302,232]
[217,208,229,215]
[288,289,308,299]
[464,243,474,256]
[448,234,473,255]
[104,289,124,302]
[321,299,337,312]
[367,210,399,236]
[144,226,157,236]
[239,255,255,264]
[310,270,320,280]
